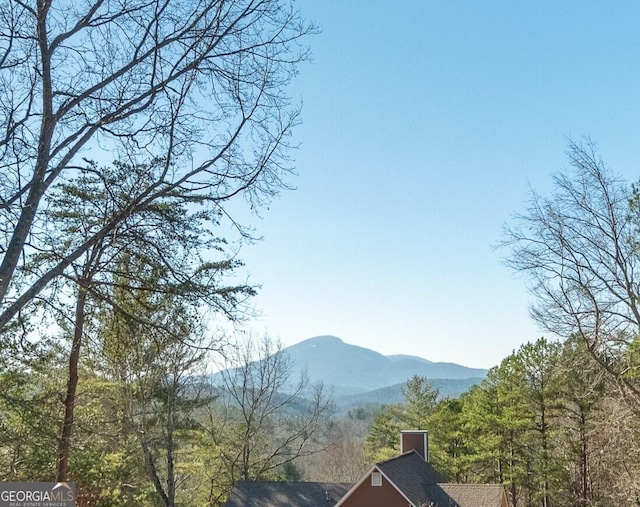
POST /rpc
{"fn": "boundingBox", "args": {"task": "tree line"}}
[0,327,333,506]
[363,338,639,507]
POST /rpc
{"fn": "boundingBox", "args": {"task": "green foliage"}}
[359,337,636,506]
[364,409,401,463]
[0,368,60,481]
[428,398,468,481]
[624,335,640,381]
[401,375,439,429]
[347,405,378,423]
[278,462,303,482]
[364,375,440,463]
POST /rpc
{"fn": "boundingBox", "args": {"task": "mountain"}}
[284,335,487,398]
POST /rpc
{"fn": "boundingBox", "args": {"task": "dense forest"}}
[3,332,640,506]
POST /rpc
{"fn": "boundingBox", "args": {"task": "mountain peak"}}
[297,335,344,347]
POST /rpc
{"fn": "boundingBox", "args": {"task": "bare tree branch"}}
[0,0,315,327]
[502,138,640,408]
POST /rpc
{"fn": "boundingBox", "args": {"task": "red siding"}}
[340,472,409,507]
[401,431,427,460]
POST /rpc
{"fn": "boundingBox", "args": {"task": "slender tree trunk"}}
[540,397,550,507]
[142,439,172,507]
[56,285,87,482]
[580,412,588,505]
[166,429,176,506]
[509,432,518,507]
[166,386,176,507]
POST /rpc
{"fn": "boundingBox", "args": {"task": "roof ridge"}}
[438,482,504,487]
[231,480,353,485]
[375,448,421,466]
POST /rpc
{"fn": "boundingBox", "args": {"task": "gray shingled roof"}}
[376,450,445,505]
[222,452,506,507]
[437,483,505,507]
[375,451,505,507]
[378,450,444,483]
[222,481,353,507]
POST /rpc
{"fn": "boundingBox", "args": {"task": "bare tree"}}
[305,417,369,483]
[589,395,640,505]
[555,337,607,506]
[209,335,334,486]
[502,139,640,410]
[0,0,314,331]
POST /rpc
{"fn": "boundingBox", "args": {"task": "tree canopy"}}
[0,0,314,332]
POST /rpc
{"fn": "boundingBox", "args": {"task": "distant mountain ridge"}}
[284,335,487,398]
[333,378,483,414]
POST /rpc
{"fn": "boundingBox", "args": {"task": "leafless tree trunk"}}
[55,283,86,483]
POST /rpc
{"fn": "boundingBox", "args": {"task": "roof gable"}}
[335,451,506,507]
[376,451,445,506]
[336,451,445,507]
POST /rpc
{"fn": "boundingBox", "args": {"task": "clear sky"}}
[234,1,640,369]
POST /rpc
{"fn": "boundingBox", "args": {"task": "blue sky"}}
[235,1,640,369]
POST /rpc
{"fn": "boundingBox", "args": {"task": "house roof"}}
[378,450,444,487]
[374,450,445,506]
[223,451,507,507]
[436,483,506,507]
[336,451,505,507]
[222,481,353,507]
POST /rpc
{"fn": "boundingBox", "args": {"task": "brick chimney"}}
[400,430,429,461]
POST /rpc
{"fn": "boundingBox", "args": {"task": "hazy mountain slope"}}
[386,354,433,364]
[284,336,487,397]
[284,335,391,394]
